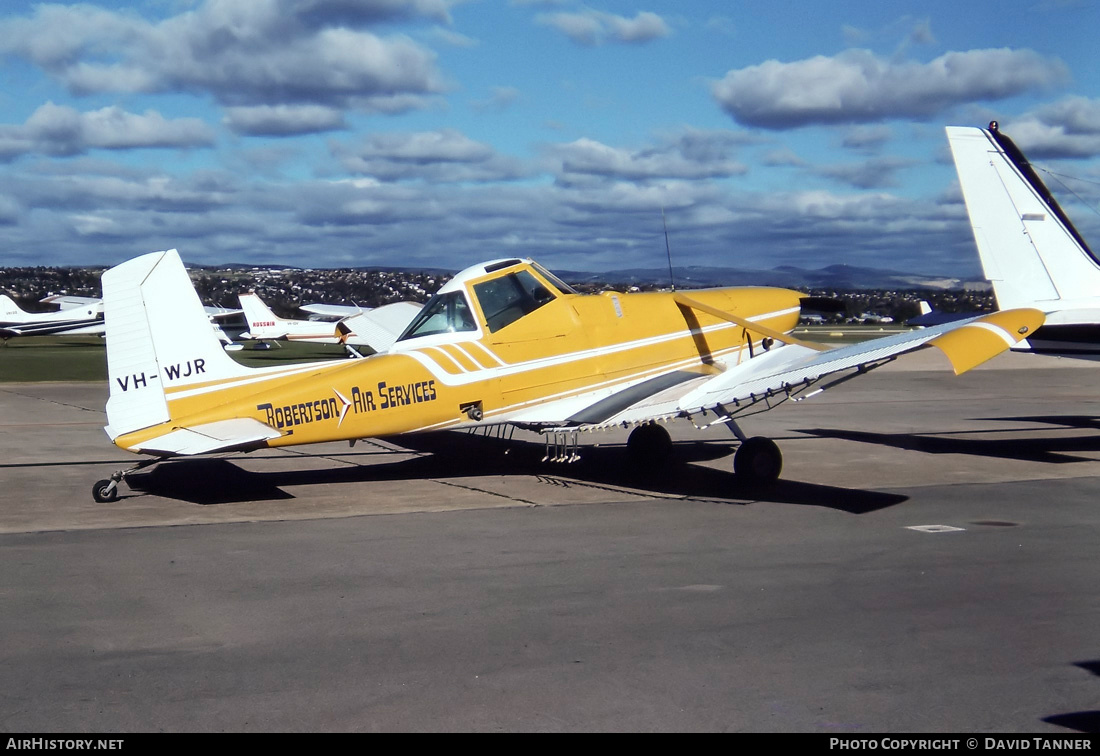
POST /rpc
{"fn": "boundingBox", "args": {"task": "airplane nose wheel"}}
[734,436,783,483]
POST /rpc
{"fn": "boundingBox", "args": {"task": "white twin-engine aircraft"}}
[91,248,1042,501]
[1,294,104,338]
[947,122,1100,359]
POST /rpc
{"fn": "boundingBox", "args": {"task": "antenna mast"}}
[662,207,675,291]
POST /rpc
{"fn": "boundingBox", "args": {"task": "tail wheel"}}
[92,479,119,503]
[627,423,673,467]
[734,437,782,483]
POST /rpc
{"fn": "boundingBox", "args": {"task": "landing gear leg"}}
[92,458,160,503]
[627,423,673,467]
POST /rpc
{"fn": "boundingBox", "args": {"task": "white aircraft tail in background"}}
[947,122,1100,359]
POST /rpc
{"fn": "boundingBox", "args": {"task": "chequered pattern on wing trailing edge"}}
[928,308,1045,374]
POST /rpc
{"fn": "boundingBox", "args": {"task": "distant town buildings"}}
[0,265,995,322]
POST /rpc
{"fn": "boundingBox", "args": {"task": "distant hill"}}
[201,262,455,276]
[555,263,990,291]
[186,260,989,291]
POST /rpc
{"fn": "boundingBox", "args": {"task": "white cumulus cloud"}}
[1004,97,1100,158]
[0,0,446,117]
[537,8,669,46]
[0,103,215,161]
[332,129,528,182]
[712,48,1068,128]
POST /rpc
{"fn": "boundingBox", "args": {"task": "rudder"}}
[947,124,1100,310]
[239,293,283,340]
[103,249,251,439]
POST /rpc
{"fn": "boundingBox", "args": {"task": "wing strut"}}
[673,293,830,352]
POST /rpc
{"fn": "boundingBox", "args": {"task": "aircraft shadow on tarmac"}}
[796,415,1100,465]
[123,431,908,513]
[1043,660,1100,733]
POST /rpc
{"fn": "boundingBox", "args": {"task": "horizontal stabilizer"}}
[127,418,282,456]
[40,295,103,311]
[300,302,365,319]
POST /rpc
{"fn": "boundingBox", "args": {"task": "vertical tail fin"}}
[1,294,30,321]
[946,124,1100,311]
[239,293,285,340]
[102,249,252,439]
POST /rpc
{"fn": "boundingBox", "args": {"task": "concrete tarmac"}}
[1,351,1099,732]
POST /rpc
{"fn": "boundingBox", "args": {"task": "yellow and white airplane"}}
[92,248,1044,501]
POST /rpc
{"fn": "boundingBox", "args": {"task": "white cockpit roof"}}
[437,258,531,295]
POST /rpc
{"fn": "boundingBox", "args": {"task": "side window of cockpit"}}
[452,294,476,331]
[397,292,477,341]
[410,296,449,337]
[473,270,556,333]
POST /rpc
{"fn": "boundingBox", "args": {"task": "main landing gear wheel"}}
[627,423,673,467]
[92,479,119,503]
[734,437,783,483]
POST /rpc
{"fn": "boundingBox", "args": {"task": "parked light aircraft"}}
[947,122,1100,360]
[2,290,241,343]
[238,292,343,344]
[1,294,104,338]
[91,249,1043,501]
[239,291,420,354]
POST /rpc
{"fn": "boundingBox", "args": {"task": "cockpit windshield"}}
[473,269,557,333]
[396,291,477,341]
[531,262,578,295]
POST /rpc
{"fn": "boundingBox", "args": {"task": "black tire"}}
[734,436,783,483]
[92,479,118,503]
[627,423,673,467]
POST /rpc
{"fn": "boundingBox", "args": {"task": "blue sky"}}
[1,0,1098,277]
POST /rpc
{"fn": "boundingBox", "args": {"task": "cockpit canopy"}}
[396,258,577,342]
